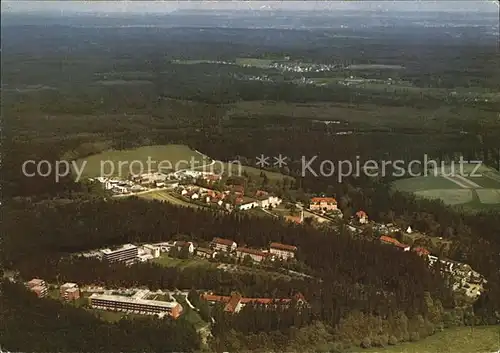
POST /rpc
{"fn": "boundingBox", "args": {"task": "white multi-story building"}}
[101,244,138,263]
[88,291,183,319]
[212,237,237,252]
[269,242,297,260]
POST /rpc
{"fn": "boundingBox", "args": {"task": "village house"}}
[380,235,410,251]
[355,210,369,224]
[235,247,271,263]
[269,242,297,260]
[174,241,195,254]
[309,197,338,212]
[211,237,237,252]
[195,247,217,259]
[201,292,307,314]
[258,196,282,209]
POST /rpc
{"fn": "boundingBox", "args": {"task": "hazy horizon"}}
[2,0,498,14]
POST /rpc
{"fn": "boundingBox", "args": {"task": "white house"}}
[191,193,199,200]
[174,241,195,254]
[143,244,160,258]
[238,201,259,211]
[212,237,237,252]
[259,196,282,208]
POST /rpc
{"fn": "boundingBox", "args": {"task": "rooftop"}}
[270,242,297,252]
[89,292,179,309]
[311,197,337,204]
[212,237,235,246]
[101,243,137,255]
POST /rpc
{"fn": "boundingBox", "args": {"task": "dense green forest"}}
[2,13,500,352]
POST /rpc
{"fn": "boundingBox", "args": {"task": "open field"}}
[358,326,500,353]
[152,255,215,269]
[235,57,274,68]
[74,144,207,178]
[393,164,500,212]
[138,190,201,208]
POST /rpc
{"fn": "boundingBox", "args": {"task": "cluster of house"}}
[92,170,223,196]
[174,184,282,212]
[93,177,149,195]
[25,278,81,301]
[378,234,486,298]
[201,291,307,314]
[211,237,298,263]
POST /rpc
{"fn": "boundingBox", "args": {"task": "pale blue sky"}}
[2,1,498,13]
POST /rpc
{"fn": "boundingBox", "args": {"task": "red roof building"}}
[236,247,271,263]
[380,236,410,251]
[413,247,430,257]
[270,242,298,260]
[309,197,338,212]
[201,292,307,313]
[211,237,237,252]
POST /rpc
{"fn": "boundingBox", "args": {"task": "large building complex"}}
[309,197,338,212]
[100,244,138,263]
[201,292,307,314]
[60,283,80,301]
[270,242,297,260]
[26,278,48,298]
[88,290,183,319]
[211,237,237,252]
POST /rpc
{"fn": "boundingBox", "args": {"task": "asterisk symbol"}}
[256,154,270,168]
[273,154,288,167]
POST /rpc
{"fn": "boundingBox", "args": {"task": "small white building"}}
[238,201,258,211]
[143,244,161,258]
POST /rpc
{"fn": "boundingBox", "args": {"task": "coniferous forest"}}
[2,8,500,353]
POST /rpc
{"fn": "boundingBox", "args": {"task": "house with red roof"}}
[270,242,298,260]
[380,236,410,251]
[211,237,237,252]
[355,210,369,224]
[235,247,271,263]
[309,197,337,212]
[413,247,430,257]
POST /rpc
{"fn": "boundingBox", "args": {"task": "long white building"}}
[88,291,182,319]
[101,244,138,263]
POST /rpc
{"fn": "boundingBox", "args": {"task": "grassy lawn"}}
[358,326,500,353]
[139,190,201,208]
[393,176,460,193]
[87,309,149,323]
[74,144,207,178]
[152,255,214,269]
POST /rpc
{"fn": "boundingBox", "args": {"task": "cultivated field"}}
[393,164,500,212]
[360,326,500,353]
[74,144,207,178]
